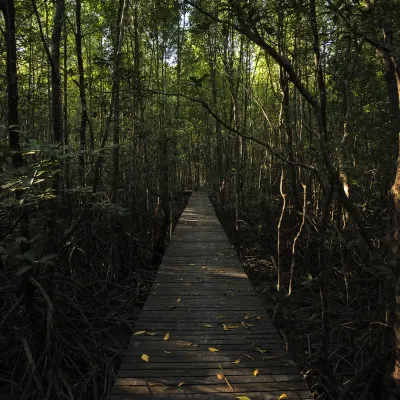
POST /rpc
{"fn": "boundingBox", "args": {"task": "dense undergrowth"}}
[210,190,395,400]
[0,192,188,400]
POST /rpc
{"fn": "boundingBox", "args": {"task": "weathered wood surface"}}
[109,192,312,399]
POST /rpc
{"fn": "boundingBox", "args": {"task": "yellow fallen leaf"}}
[279,395,288,400]
[223,324,240,331]
[204,324,213,327]
[178,382,185,387]
[164,332,169,341]
[177,298,181,303]
[236,397,251,400]
[231,359,241,364]
[208,347,219,352]
[134,330,146,335]
[253,369,259,376]
[147,332,157,336]
[216,373,224,380]
[141,354,149,363]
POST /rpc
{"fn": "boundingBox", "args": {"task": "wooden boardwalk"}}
[108,192,312,399]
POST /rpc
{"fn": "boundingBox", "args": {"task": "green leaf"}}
[38,254,58,263]
[24,251,36,263]
[16,265,33,277]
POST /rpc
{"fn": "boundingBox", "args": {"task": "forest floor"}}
[0,193,188,400]
[210,193,392,400]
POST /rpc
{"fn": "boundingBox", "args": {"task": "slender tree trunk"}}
[1,0,21,169]
[51,0,65,146]
[1,0,29,240]
[75,0,87,184]
[111,0,129,203]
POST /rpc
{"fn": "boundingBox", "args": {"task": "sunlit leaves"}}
[141,354,149,363]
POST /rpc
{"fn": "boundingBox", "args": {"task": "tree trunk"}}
[51,0,65,146]
[111,0,129,203]
[75,0,88,184]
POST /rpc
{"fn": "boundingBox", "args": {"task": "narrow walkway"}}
[108,192,312,399]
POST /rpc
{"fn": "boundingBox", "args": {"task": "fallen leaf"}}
[164,332,169,341]
[256,348,268,353]
[176,341,192,347]
[178,382,185,387]
[177,298,181,303]
[208,347,219,352]
[134,330,146,335]
[279,395,288,399]
[216,373,224,380]
[253,369,259,376]
[243,354,255,360]
[147,332,157,336]
[236,396,251,400]
[223,323,240,331]
[164,351,171,354]
[256,316,261,320]
[204,324,213,327]
[224,376,233,391]
[231,359,241,364]
[141,354,149,363]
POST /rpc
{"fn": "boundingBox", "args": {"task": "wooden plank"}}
[116,367,302,377]
[107,192,310,398]
[108,392,313,400]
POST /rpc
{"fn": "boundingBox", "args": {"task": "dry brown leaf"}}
[279,395,288,399]
[256,316,261,320]
[243,354,255,360]
[208,347,219,352]
[176,341,192,347]
[147,332,157,336]
[216,373,224,380]
[177,298,181,303]
[164,332,170,341]
[231,359,241,364]
[141,354,149,363]
[134,330,146,335]
[178,382,185,387]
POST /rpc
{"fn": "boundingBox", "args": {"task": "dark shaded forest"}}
[1,0,400,399]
